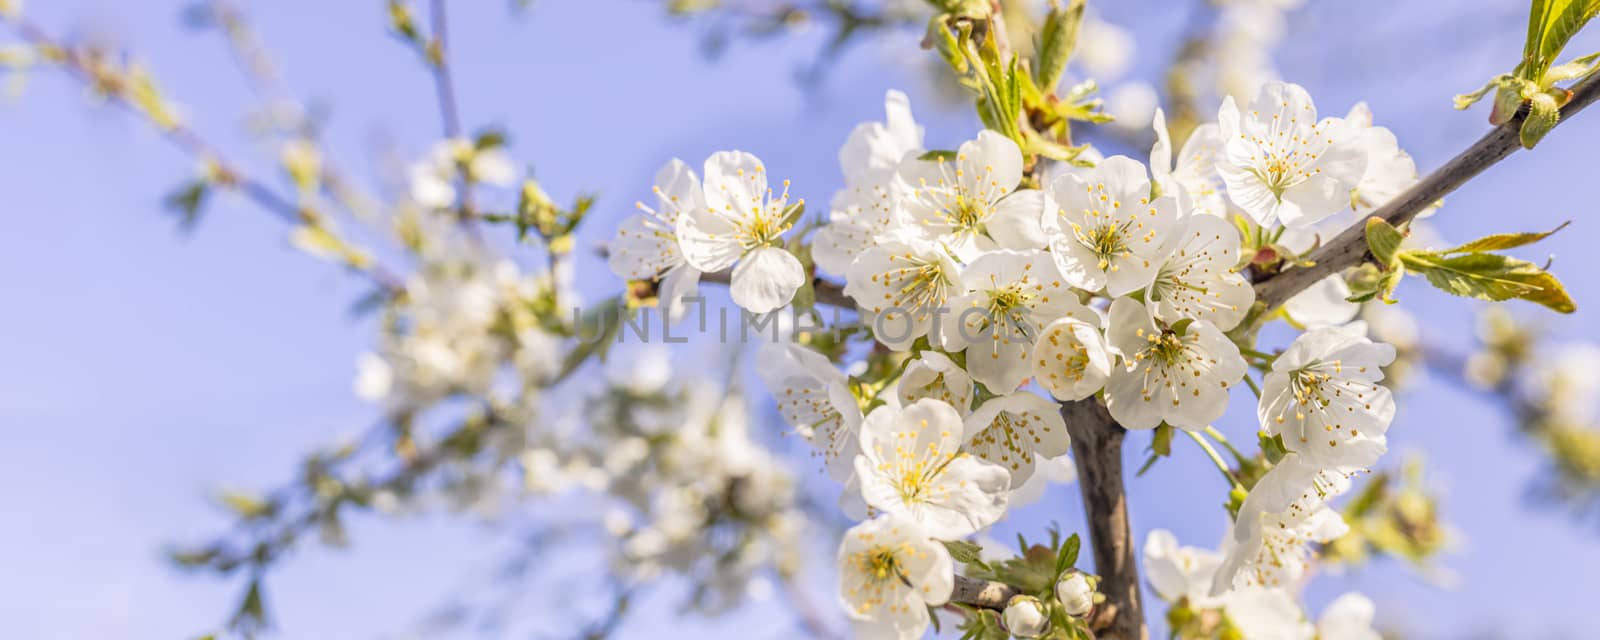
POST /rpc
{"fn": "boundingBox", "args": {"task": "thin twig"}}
[428,0,463,140]
[5,17,405,292]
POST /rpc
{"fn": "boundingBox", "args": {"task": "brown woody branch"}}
[951,574,1021,610]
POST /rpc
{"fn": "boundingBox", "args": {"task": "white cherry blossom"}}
[1213,453,1357,594]
[1032,316,1112,402]
[843,238,962,350]
[1151,108,1226,217]
[1222,587,1313,640]
[854,399,1011,539]
[815,90,923,275]
[836,515,953,640]
[1316,592,1381,640]
[940,250,1096,391]
[607,158,704,318]
[840,89,924,186]
[898,130,1047,261]
[896,351,974,416]
[677,151,805,313]
[1345,102,1422,217]
[756,343,863,481]
[962,391,1070,485]
[1044,155,1181,296]
[1104,298,1247,431]
[1143,529,1222,607]
[1260,324,1396,467]
[1217,82,1367,228]
[813,182,905,277]
[1146,213,1255,330]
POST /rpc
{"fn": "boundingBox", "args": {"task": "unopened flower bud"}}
[1055,571,1096,617]
[1003,595,1049,638]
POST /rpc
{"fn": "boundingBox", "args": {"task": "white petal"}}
[1283,275,1359,328]
[986,189,1049,250]
[702,150,768,218]
[729,246,805,314]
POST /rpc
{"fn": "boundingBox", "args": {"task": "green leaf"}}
[164,179,211,232]
[1538,0,1600,77]
[1521,90,1563,148]
[1365,217,1406,269]
[228,579,268,634]
[944,539,985,565]
[1054,533,1081,575]
[1032,0,1085,93]
[1259,432,1289,465]
[1399,251,1577,313]
[216,490,273,520]
[1152,423,1174,457]
[1441,221,1569,254]
[918,149,958,162]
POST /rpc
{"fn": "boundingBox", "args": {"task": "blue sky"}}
[1,0,1598,638]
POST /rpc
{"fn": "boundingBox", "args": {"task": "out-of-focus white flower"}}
[1055,571,1096,617]
[1104,297,1247,430]
[837,515,953,640]
[1284,274,1359,328]
[1075,16,1134,80]
[353,352,393,402]
[940,250,1095,391]
[962,392,1070,485]
[1004,595,1049,638]
[1260,324,1396,467]
[1151,108,1225,218]
[677,151,805,313]
[1345,102,1424,217]
[756,343,862,481]
[1044,156,1181,296]
[1217,82,1367,228]
[1222,587,1313,640]
[844,237,962,350]
[897,131,1046,261]
[1316,592,1382,640]
[896,351,974,416]
[1108,82,1159,132]
[855,399,1011,538]
[1146,213,1255,330]
[1006,453,1077,508]
[1143,529,1222,607]
[1032,316,1112,402]
[406,138,517,209]
[607,158,705,319]
[1526,344,1600,424]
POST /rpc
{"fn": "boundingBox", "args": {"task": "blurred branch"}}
[2,16,405,291]
[195,1,382,220]
[427,0,464,140]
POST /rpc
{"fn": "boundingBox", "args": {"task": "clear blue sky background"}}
[2,0,1598,638]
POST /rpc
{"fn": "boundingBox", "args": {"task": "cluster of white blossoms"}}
[1144,528,1382,640]
[643,80,1413,637]
[609,151,807,315]
[354,212,564,417]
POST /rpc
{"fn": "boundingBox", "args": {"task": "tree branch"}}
[1062,398,1144,639]
[428,0,463,141]
[1252,73,1600,314]
[951,574,1021,610]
